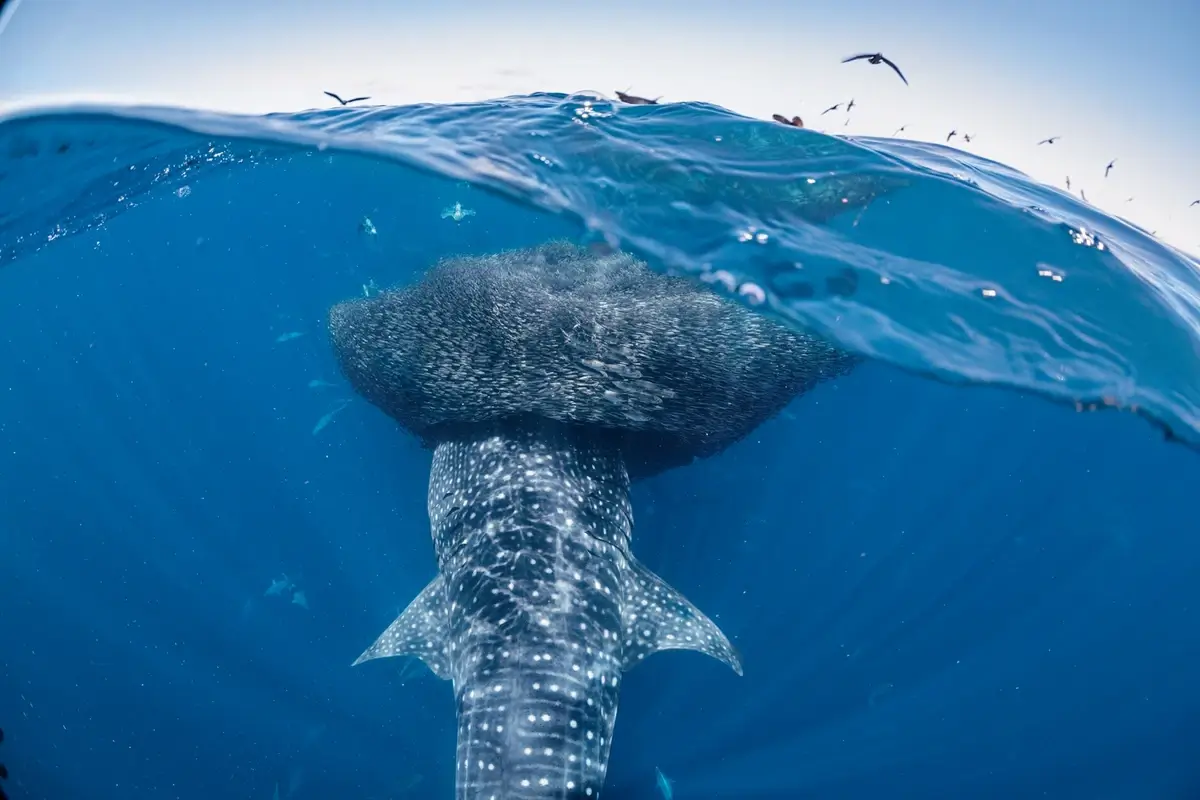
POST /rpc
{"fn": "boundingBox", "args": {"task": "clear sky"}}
[1,0,1197,253]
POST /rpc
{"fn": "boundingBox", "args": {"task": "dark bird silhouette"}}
[963,133,973,143]
[946,130,957,142]
[772,114,804,128]
[1080,189,1088,202]
[1105,159,1117,178]
[846,98,856,112]
[615,90,659,105]
[324,91,370,106]
[1066,176,1072,190]
[842,52,908,85]
[893,125,907,136]
[821,103,842,115]
[1038,136,1060,145]
[1191,200,1200,206]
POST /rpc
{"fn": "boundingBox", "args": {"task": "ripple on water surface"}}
[1,91,1197,448]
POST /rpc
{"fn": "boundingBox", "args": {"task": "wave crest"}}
[1,92,1197,447]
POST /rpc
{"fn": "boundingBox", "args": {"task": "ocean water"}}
[0,91,1197,799]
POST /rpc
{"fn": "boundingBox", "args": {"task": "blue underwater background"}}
[1,94,1199,799]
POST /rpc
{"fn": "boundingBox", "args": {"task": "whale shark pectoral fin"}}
[620,557,743,676]
[351,575,452,680]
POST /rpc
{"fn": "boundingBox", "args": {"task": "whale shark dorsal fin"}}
[352,575,452,680]
[620,557,743,676]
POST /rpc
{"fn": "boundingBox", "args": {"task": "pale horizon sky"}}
[1,0,1197,254]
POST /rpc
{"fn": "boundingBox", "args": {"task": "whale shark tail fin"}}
[352,575,452,680]
[621,558,743,676]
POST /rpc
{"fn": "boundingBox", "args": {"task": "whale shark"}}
[329,241,857,798]
[355,423,741,798]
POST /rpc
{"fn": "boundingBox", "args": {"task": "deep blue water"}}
[0,93,1198,799]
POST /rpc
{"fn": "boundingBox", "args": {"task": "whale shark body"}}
[331,242,857,799]
[355,424,740,798]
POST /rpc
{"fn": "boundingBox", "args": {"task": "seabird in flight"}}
[1038,136,1060,145]
[615,90,659,105]
[324,91,370,106]
[841,52,908,85]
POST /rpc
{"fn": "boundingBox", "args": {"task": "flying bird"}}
[821,103,842,115]
[772,114,804,128]
[1038,136,1060,145]
[846,98,856,112]
[1066,176,1072,190]
[1191,200,1199,206]
[963,133,974,143]
[1105,159,1117,178]
[946,130,957,142]
[893,125,907,136]
[842,52,908,85]
[324,91,370,106]
[615,90,659,105]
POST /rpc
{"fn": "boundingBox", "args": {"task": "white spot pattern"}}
[354,423,740,798]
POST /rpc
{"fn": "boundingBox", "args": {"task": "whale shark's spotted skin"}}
[334,242,855,799]
[355,422,741,799]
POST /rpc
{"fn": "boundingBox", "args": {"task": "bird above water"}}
[846,98,857,112]
[615,90,659,105]
[1105,159,1117,178]
[1038,136,1060,145]
[323,91,370,106]
[841,52,909,84]
[772,114,804,128]
[893,125,907,136]
[946,130,957,142]
[821,103,842,115]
